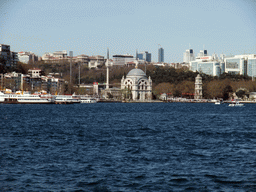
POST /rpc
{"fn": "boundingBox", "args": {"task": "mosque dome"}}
[127,68,146,77]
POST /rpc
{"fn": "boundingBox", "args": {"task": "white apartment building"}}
[88,55,105,69]
[42,51,68,62]
[28,68,42,78]
[18,51,38,64]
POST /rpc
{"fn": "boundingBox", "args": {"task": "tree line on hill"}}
[5,61,256,99]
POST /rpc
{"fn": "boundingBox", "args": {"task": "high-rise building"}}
[197,50,208,58]
[247,55,256,77]
[190,56,222,76]
[224,54,254,75]
[137,51,151,62]
[0,44,11,67]
[183,49,195,63]
[158,47,164,63]
[0,44,18,68]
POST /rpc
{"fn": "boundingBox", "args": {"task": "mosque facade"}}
[121,68,152,101]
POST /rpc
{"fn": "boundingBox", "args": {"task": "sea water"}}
[1,103,256,191]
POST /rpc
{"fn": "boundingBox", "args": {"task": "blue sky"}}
[1,0,256,62]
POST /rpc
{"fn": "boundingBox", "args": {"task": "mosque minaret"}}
[106,48,110,90]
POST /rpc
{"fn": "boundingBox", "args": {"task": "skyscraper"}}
[158,47,164,63]
[183,49,195,63]
[137,51,151,62]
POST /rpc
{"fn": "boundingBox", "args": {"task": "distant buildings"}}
[112,54,134,66]
[248,55,256,77]
[137,51,151,62]
[224,54,256,76]
[190,56,223,76]
[88,55,105,69]
[158,47,164,63]
[197,50,208,58]
[1,69,65,94]
[42,50,68,63]
[41,51,104,68]
[18,51,38,64]
[183,49,195,63]
[76,54,89,65]
[0,44,18,68]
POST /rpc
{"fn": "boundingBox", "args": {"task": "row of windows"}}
[191,62,221,76]
[124,85,148,90]
[226,59,242,69]
[247,59,256,77]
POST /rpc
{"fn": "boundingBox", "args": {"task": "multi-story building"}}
[246,55,256,77]
[137,51,151,62]
[75,54,89,65]
[183,49,195,63]
[42,51,68,63]
[52,51,68,59]
[18,51,38,64]
[197,50,208,58]
[190,56,222,76]
[158,47,164,63]
[11,52,18,68]
[0,44,11,67]
[3,72,23,91]
[0,44,18,68]
[224,54,255,76]
[112,54,134,66]
[28,68,42,78]
[88,55,105,69]
[41,75,65,94]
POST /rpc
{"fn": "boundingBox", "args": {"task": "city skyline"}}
[1,0,256,62]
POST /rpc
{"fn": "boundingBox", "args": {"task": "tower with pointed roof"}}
[106,48,110,89]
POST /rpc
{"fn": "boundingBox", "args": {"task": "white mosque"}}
[121,66,152,101]
[103,49,152,101]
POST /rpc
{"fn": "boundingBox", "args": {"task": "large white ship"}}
[54,94,81,104]
[80,95,97,103]
[1,91,54,104]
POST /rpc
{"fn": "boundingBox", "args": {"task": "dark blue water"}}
[1,103,256,192]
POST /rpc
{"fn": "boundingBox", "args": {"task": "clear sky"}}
[1,0,256,62]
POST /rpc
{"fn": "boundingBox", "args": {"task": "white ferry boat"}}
[3,92,54,104]
[80,96,97,103]
[0,92,6,103]
[54,95,80,104]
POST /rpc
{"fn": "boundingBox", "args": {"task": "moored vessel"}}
[54,94,80,104]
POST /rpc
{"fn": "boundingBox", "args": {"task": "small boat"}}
[215,100,221,105]
[228,102,244,107]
